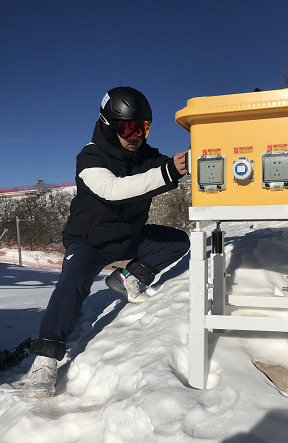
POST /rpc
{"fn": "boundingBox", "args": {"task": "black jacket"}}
[62,120,183,259]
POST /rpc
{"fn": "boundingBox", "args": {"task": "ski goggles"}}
[117,120,151,140]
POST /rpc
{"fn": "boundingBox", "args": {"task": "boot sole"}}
[26,387,55,398]
[105,277,149,303]
[105,276,128,298]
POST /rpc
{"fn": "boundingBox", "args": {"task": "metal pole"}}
[16,216,22,266]
[188,228,209,389]
[0,228,8,241]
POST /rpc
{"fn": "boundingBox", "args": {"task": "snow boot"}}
[27,355,57,398]
[105,268,149,303]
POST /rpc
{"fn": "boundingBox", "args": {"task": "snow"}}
[0,247,63,270]
[1,221,288,442]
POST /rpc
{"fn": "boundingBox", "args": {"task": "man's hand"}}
[173,150,189,175]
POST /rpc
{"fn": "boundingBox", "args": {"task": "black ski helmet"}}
[100,86,152,126]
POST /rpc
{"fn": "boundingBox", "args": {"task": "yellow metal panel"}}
[175,89,288,207]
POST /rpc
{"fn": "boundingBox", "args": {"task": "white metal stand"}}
[188,205,288,389]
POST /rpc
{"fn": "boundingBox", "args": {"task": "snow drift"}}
[1,221,288,442]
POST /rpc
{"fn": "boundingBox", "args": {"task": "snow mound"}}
[1,222,288,442]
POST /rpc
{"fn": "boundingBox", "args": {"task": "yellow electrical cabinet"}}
[175,89,288,207]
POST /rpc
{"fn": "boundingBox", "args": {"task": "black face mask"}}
[92,120,122,148]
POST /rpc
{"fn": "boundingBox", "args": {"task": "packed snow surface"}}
[1,221,288,442]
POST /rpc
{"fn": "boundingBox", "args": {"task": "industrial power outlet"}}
[262,152,288,188]
[176,88,288,206]
[197,156,226,191]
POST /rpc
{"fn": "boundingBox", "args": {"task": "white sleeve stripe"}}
[165,163,173,182]
[79,167,166,201]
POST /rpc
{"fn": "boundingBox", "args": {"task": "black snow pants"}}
[30,224,190,360]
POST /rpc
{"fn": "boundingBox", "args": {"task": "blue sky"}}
[1,0,288,188]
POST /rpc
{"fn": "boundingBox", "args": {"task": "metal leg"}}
[211,253,226,315]
[188,230,209,389]
[211,223,226,316]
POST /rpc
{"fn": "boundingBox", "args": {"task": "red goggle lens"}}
[117,120,151,140]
